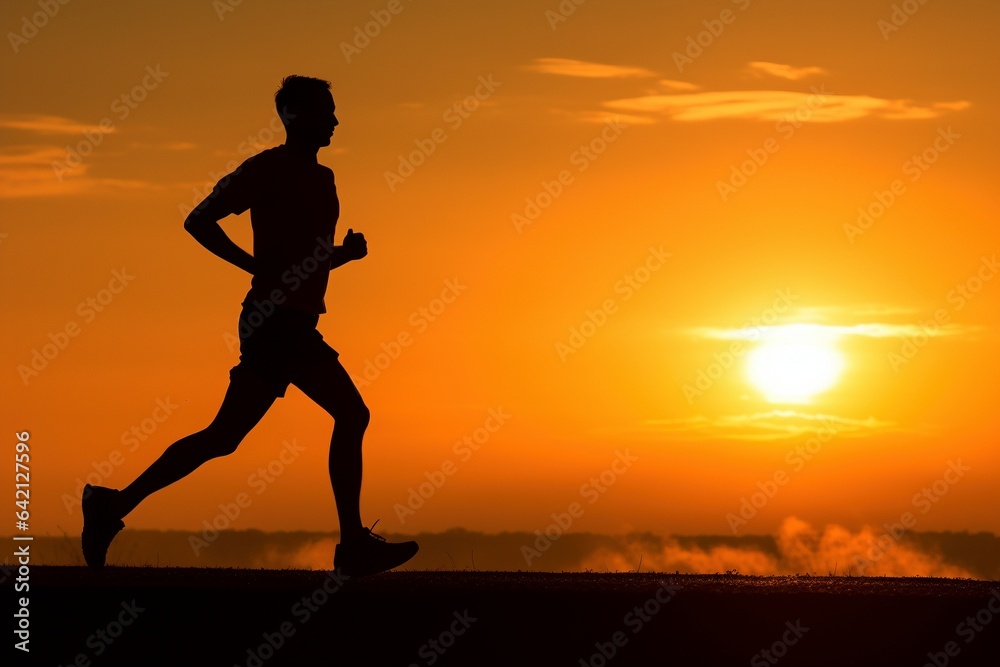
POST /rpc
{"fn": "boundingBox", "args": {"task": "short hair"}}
[274,75,332,126]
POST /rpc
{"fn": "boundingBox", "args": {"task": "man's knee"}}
[201,425,244,458]
[333,401,370,431]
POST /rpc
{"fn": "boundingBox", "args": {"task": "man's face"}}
[291,90,339,147]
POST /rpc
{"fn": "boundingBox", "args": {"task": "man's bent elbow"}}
[183,212,200,234]
[184,198,227,232]
[184,210,217,235]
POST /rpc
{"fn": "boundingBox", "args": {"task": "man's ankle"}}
[341,526,368,544]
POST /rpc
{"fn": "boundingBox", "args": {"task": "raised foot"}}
[81,484,125,569]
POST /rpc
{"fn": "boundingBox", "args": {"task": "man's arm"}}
[183,206,256,275]
[328,245,355,270]
[329,228,367,271]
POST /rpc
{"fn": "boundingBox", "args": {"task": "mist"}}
[12,517,998,579]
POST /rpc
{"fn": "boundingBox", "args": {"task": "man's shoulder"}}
[222,147,292,192]
[238,145,285,171]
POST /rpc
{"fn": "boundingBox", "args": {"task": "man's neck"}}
[283,138,319,163]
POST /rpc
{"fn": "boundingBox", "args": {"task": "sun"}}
[746,329,845,404]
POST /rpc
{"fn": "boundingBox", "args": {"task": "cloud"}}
[128,141,197,151]
[604,88,971,122]
[687,322,975,341]
[789,304,922,321]
[0,145,66,165]
[0,145,160,198]
[550,109,656,126]
[657,79,701,92]
[524,58,658,79]
[0,113,112,135]
[645,410,895,441]
[746,61,829,81]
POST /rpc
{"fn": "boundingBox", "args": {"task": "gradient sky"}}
[2,0,998,542]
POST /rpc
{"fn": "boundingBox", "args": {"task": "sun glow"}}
[746,328,845,404]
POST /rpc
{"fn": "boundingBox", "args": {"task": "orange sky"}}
[2,0,998,542]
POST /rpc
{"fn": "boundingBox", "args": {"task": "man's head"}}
[275,75,338,147]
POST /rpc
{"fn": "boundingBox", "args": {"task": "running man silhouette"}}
[81,75,418,576]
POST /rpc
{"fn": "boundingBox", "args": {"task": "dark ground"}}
[10,567,1000,666]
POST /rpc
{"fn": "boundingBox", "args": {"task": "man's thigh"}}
[213,367,281,437]
[287,338,365,419]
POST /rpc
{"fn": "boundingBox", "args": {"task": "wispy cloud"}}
[747,61,829,81]
[0,145,160,198]
[787,304,921,321]
[645,410,896,441]
[550,109,656,125]
[524,58,658,79]
[0,114,111,135]
[657,79,701,92]
[604,89,971,122]
[0,145,66,165]
[687,322,976,341]
[128,141,197,151]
